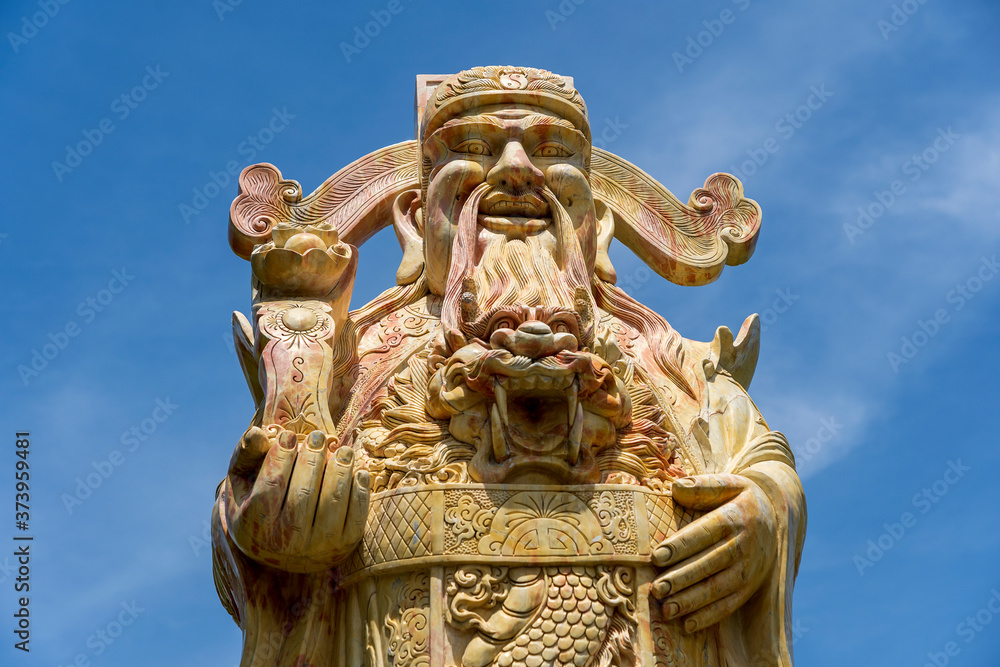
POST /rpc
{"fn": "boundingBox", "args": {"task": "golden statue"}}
[212,66,807,667]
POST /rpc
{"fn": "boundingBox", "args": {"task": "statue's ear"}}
[594,199,617,284]
[392,189,424,285]
[590,148,761,286]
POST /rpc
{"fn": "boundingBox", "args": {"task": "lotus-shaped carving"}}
[251,222,355,296]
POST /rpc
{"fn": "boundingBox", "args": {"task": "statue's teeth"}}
[568,402,584,464]
[567,378,578,425]
[495,379,509,426]
[492,403,509,461]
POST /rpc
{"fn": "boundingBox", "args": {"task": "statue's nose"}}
[490,320,578,359]
[487,141,544,192]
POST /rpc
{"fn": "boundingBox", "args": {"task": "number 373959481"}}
[15,434,29,527]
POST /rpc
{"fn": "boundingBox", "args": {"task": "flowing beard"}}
[442,184,594,333]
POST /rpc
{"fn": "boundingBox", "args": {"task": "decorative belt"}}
[339,484,695,583]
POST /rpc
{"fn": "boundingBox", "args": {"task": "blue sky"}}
[1,0,998,665]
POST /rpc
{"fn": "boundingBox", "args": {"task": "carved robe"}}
[212,297,805,667]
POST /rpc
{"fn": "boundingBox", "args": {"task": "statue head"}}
[395,67,613,334]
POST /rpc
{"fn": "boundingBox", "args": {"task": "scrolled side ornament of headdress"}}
[228,147,761,289]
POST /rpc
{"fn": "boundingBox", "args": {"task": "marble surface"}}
[213,66,806,667]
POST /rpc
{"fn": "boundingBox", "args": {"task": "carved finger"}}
[228,427,272,499]
[341,469,371,548]
[652,511,731,568]
[312,445,356,544]
[651,536,741,598]
[670,474,748,511]
[660,566,743,622]
[245,430,298,522]
[231,430,297,550]
[283,431,328,552]
[681,590,748,634]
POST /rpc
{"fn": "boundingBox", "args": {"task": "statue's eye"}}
[533,143,572,158]
[452,140,492,156]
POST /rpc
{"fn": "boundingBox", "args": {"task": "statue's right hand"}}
[223,426,370,572]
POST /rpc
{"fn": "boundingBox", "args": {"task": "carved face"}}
[420,103,597,299]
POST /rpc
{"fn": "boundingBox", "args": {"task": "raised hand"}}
[651,474,777,633]
[223,426,370,573]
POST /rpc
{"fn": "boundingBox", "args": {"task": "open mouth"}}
[477,215,551,235]
[461,349,624,485]
[490,369,583,466]
[478,193,551,234]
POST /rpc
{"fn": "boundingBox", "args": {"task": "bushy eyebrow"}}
[429,113,589,152]
[520,114,577,130]
[439,114,579,132]
[440,115,507,130]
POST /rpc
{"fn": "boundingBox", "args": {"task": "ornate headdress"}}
[420,66,590,142]
[229,66,761,291]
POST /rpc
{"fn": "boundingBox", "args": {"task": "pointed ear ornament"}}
[591,147,762,287]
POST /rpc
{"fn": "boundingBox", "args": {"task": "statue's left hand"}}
[650,474,777,633]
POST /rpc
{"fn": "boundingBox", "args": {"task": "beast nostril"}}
[518,321,552,336]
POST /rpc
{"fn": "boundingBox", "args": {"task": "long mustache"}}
[442,183,594,334]
[442,182,490,332]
